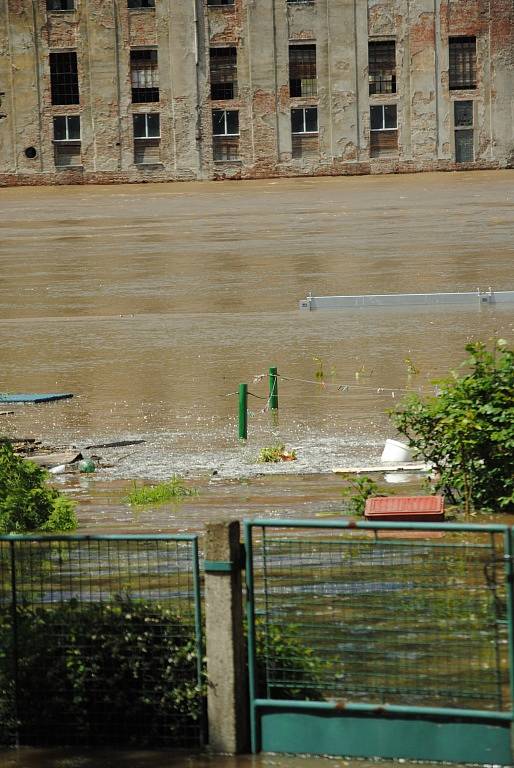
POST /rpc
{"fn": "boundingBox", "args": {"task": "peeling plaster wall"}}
[0,0,512,185]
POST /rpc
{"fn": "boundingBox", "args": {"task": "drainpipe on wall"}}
[193,0,204,178]
[31,0,44,172]
[112,0,123,171]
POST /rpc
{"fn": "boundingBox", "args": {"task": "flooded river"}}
[1,170,513,524]
[1,171,512,766]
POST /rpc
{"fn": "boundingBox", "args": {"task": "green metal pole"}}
[238,383,248,440]
[269,367,278,410]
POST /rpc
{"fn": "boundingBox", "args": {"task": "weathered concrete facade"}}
[0,0,512,185]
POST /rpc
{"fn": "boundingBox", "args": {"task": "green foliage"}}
[125,475,198,506]
[341,474,385,515]
[257,444,297,463]
[391,341,514,512]
[0,597,201,747]
[0,442,77,533]
[254,620,328,700]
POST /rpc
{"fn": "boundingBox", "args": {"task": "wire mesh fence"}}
[248,523,511,713]
[0,535,204,749]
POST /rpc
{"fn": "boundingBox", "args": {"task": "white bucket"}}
[380,438,413,463]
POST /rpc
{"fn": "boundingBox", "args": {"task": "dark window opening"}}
[207,0,234,5]
[454,100,474,163]
[50,51,79,105]
[449,36,477,90]
[212,109,239,136]
[47,0,74,10]
[131,50,159,103]
[368,40,396,95]
[128,0,155,7]
[53,115,81,167]
[53,115,80,141]
[370,104,398,157]
[210,47,238,100]
[133,112,160,139]
[289,45,317,97]
[291,106,318,134]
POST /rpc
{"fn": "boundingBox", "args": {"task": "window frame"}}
[291,106,318,135]
[209,46,238,101]
[133,112,161,140]
[46,0,75,11]
[449,36,477,91]
[370,104,397,131]
[53,115,81,142]
[289,43,317,98]
[212,109,239,137]
[130,49,160,104]
[49,51,80,106]
[368,39,396,96]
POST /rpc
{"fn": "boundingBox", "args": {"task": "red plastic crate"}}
[364,495,445,522]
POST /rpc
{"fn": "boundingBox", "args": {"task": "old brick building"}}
[0,0,512,185]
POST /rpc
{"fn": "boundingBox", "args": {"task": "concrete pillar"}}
[205,520,248,754]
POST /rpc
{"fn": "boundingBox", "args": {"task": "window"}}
[207,0,234,5]
[212,109,239,160]
[53,115,81,167]
[454,100,474,163]
[369,104,398,157]
[130,50,159,103]
[50,51,79,105]
[210,47,237,100]
[449,37,476,90]
[291,107,318,158]
[128,0,154,7]
[47,0,74,10]
[133,113,160,164]
[291,107,318,134]
[368,40,396,95]
[289,45,317,97]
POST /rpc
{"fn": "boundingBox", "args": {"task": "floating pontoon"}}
[299,287,514,311]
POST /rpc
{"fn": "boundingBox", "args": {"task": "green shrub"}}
[254,620,328,700]
[125,475,198,506]
[0,442,77,533]
[0,597,201,747]
[391,341,514,512]
[340,474,385,516]
[258,444,297,463]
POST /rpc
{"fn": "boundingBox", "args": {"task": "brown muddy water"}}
[1,172,512,765]
[1,171,514,530]
[0,750,467,768]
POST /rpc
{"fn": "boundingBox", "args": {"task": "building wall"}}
[0,0,512,185]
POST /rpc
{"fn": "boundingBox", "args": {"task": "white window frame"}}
[212,109,239,137]
[370,104,397,131]
[53,115,81,141]
[133,113,160,139]
[291,106,318,135]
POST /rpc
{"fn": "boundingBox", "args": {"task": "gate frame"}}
[244,519,514,766]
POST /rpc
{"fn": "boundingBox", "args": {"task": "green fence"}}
[0,534,204,749]
[245,520,514,765]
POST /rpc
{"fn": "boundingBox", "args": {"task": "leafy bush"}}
[0,442,77,533]
[254,620,328,700]
[125,475,198,506]
[0,597,201,747]
[391,341,514,512]
[340,474,385,516]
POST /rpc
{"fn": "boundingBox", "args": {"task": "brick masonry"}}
[0,0,512,186]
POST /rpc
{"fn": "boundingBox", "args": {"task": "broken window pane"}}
[50,51,79,105]
[368,40,396,95]
[131,49,159,103]
[210,47,238,100]
[212,109,239,136]
[289,45,317,97]
[449,37,476,90]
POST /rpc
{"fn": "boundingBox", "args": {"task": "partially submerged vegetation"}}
[0,440,77,533]
[125,475,198,506]
[391,340,514,513]
[340,475,387,516]
[258,443,297,463]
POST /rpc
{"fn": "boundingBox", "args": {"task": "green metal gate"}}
[245,520,514,765]
[0,534,204,748]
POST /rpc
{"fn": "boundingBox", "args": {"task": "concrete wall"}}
[0,0,512,185]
